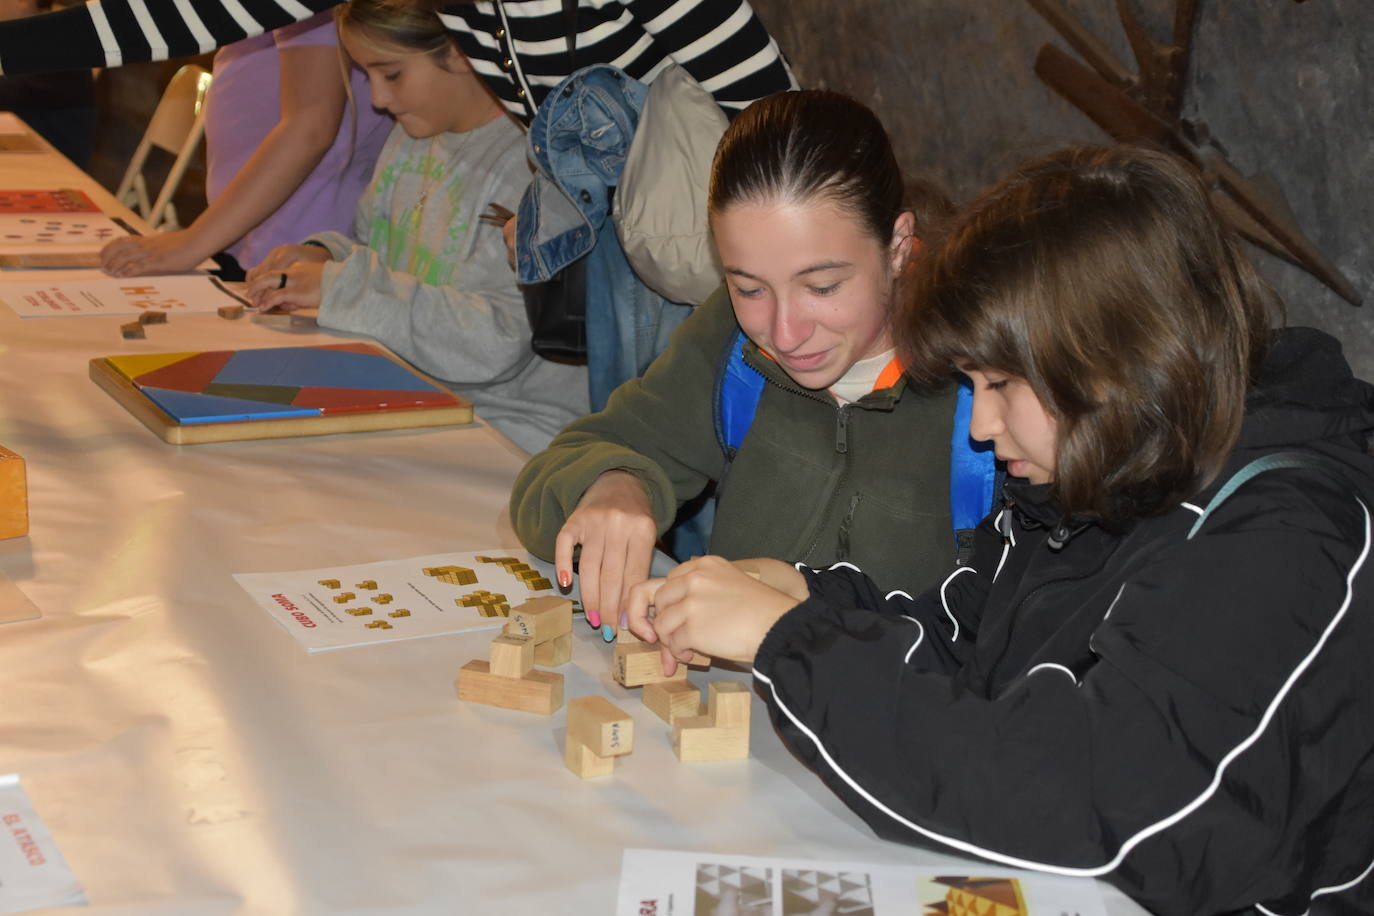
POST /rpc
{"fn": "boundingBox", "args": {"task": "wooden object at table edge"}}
[0,445,27,540]
[88,352,474,444]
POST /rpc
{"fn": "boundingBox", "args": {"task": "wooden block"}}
[505,596,573,642]
[643,679,702,725]
[672,682,751,762]
[0,446,28,540]
[318,579,340,589]
[217,304,244,320]
[488,633,534,678]
[612,639,687,687]
[673,719,748,762]
[566,696,633,758]
[617,627,711,667]
[136,310,167,325]
[564,737,614,778]
[119,321,145,339]
[533,631,571,667]
[456,660,563,715]
[706,681,751,728]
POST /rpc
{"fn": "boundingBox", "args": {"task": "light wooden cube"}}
[489,633,534,678]
[567,696,634,758]
[612,639,688,687]
[505,596,573,643]
[564,736,614,778]
[643,679,702,725]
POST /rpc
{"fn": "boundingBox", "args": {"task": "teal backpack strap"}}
[1187,451,1335,540]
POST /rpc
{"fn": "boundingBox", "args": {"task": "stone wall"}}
[749,0,1374,376]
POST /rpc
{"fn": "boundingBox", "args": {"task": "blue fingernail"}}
[601,624,616,642]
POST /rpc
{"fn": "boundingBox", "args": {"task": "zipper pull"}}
[835,406,850,454]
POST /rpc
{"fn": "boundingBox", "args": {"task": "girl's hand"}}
[625,555,800,676]
[554,470,658,635]
[101,230,206,276]
[245,260,326,312]
[244,243,331,286]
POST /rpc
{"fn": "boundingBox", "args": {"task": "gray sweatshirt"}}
[310,115,587,454]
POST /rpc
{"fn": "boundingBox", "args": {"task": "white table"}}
[0,130,1150,915]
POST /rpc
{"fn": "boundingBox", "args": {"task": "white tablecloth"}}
[0,137,1149,916]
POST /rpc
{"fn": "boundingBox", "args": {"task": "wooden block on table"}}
[673,682,751,762]
[643,679,702,725]
[489,633,534,678]
[217,304,244,320]
[618,626,711,667]
[136,310,167,325]
[119,320,145,339]
[564,736,615,778]
[566,696,634,758]
[612,639,687,687]
[0,446,28,540]
[456,660,563,715]
[704,681,750,727]
[533,631,571,667]
[504,596,573,643]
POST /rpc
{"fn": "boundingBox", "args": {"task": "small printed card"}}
[0,774,86,914]
[617,849,1108,916]
[233,551,578,652]
[0,273,243,317]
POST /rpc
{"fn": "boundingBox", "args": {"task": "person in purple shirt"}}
[101,10,390,279]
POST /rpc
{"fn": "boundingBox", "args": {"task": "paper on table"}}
[617,849,1108,916]
[0,212,128,252]
[0,774,86,915]
[233,551,580,653]
[0,273,245,317]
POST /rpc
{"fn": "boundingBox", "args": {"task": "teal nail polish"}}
[601,624,616,642]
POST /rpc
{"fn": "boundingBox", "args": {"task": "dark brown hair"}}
[709,90,950,243]
[901,145,1276,522]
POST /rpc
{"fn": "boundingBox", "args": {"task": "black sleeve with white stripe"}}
[752,475,1374,916]
[0,0,338,75]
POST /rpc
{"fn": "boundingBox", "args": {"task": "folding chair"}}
[114,64,212,232]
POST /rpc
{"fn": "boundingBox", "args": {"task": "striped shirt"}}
[0,0,796,124]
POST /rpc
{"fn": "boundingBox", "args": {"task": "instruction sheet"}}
[0,774,85,914]
[234,550,579,652]
[617,849,1108,916]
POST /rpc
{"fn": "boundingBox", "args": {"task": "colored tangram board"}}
[0,189,99,213]
[89,343,473,444]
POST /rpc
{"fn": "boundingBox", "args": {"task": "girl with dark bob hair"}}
[627,145,1374,916]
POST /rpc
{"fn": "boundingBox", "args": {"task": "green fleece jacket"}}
[509,287,958,595]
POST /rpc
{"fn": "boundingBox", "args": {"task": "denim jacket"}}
[516,65,692,411]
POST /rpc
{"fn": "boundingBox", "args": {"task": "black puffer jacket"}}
[753,328,1374,916]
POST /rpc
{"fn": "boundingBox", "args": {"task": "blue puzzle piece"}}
[142,387,322,425]
[214,346,434,392]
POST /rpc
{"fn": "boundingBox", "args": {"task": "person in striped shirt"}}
[0,0,797,125]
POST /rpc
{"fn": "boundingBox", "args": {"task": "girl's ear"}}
[440,41,470,72]
[889,211,916,275]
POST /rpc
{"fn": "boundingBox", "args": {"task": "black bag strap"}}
[561,0,578,72]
